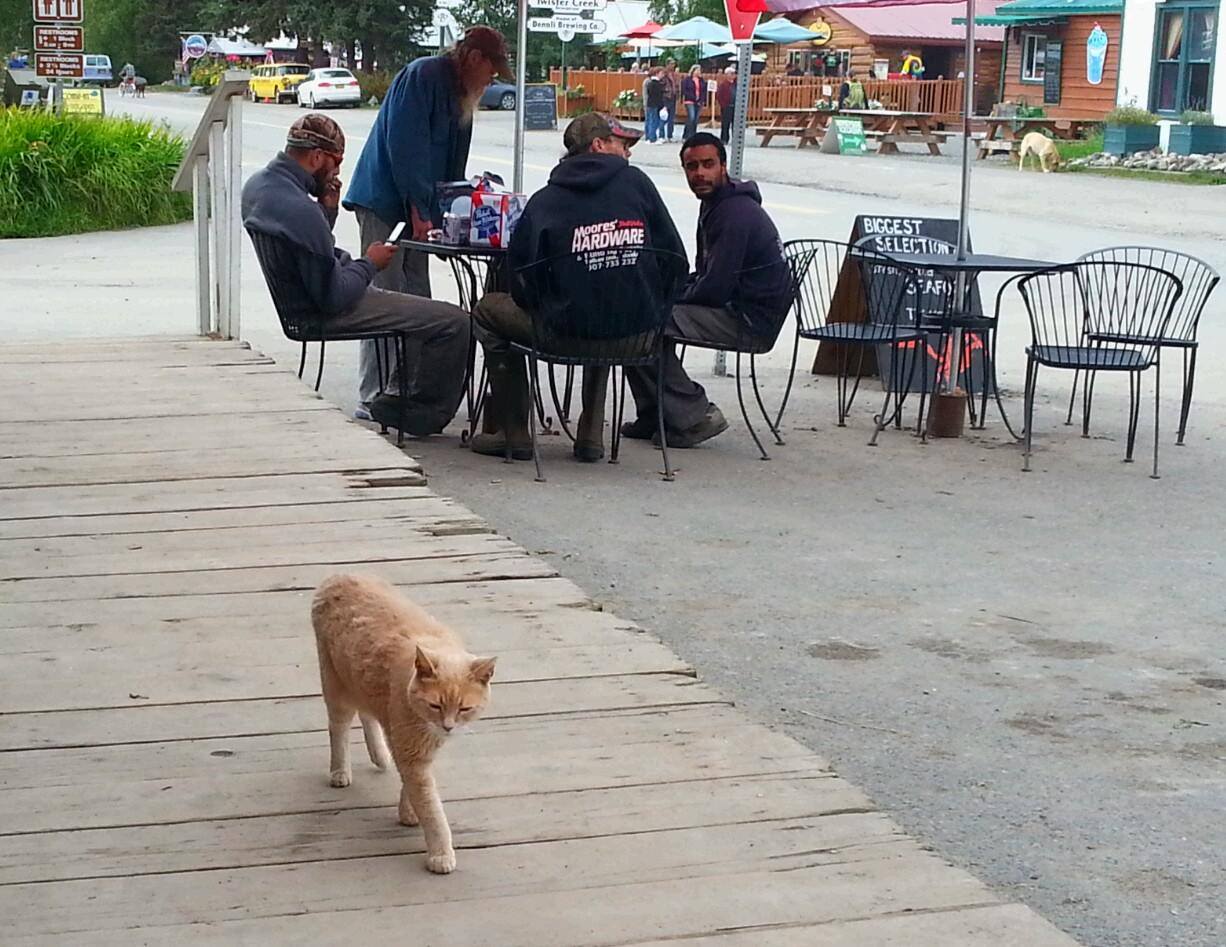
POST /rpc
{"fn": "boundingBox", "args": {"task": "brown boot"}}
[470,353,533,460]
[573,366,608,463]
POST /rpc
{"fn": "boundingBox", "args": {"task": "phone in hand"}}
[385,221,407,245]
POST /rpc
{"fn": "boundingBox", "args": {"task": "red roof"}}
[768,0,1006,42]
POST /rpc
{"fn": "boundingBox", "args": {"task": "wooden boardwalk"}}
[0,338,1078,945]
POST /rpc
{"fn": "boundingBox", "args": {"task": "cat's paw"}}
[425,850,456,874]
[398,807,420,827]
[329,769,352,788]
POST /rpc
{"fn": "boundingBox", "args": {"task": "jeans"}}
[644,106,661,142]
[720,107,734,144]
[662,99,676,140]
[683,102,700,140]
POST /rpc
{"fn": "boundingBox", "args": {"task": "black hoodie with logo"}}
[509,152,688,339]
[684,179,792,336]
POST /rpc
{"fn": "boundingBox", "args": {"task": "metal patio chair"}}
[1016,261,1183,477]
[1070,247,1219,445]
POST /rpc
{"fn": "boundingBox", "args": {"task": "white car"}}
[297,68,362,109]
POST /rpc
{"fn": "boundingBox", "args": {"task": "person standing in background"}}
[681,65,703,140]
[715,66,736,144]
[342,26,509,423]
[643,66,665,143]
[661,59,680,142]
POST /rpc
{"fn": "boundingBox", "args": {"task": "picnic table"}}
[975,115,1102,159]
[757,107,838,148]
[840,110,947,156]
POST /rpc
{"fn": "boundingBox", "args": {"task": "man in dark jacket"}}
[343,26,508,417]
[625,132,792,449]
[715,66,736,143]
[470,113,687,462]
[243,114,470,436]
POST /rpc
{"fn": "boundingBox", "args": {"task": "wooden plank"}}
[0,707,821,833]
[1,531,514,580]
[0,575,594,628]
[0,638,690,713]
[624,904,1080,946]
[13,859,1003,946]
[0,549,555,602]
[0,674,724,751]
[0,388,336,423]
[0,817,921,937]
[0,770,860,884]
[0,469,430,521]
[0,496,464,540]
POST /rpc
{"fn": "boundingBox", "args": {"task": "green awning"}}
[955,14,1068,23]
[985,0,1121,16]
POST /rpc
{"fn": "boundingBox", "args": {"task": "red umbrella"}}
[621,20,664,38]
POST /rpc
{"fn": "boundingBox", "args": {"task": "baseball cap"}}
[286,114,345,155]
[563,113,643,156]
[460,25,511,79]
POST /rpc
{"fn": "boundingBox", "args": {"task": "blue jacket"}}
[343,56,473,226]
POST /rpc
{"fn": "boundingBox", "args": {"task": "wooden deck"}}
[0,338,1079,945]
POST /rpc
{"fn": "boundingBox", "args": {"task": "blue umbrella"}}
[656,16,733,43]
[752,18,816,44]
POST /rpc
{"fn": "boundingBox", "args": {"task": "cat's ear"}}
[469,656,497,684]
[414,646,438,680]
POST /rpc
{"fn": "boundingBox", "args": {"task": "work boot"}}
[653,404,729,448]
[573,367,609,463]
[620,415,658,440]
[470,352,533,460]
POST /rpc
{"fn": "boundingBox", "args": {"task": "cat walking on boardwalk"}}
[311,574,496,874]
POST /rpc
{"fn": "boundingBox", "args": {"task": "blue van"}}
[82,54,113,84]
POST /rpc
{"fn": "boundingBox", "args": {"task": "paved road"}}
[13,93,1226,947]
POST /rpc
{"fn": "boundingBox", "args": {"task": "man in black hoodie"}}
[470,113,687,462]
[625,132,792,448]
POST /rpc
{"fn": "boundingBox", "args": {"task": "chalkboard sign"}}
[820,116,869,155]
[1043,40,1063,105]
[523,83,557,131]
[813,215,991,395]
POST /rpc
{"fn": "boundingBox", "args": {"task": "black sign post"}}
[523,83,558,131]
[812,215,991,394]
[1043,40,1063,105]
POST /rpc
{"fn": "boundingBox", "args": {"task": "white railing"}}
[171,72,249,340]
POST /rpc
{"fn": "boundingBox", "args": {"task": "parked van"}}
[81,54,112,84]
[248,63,310,104]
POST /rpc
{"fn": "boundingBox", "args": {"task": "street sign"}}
[558,28,576,42]
[528,15,603,33]
[32,0,83,24]
[62,86,104,115]
[544,0,607,9]
[723,0,760,41]
[35,52,83,77]
[183,34,208,59]
[34,24,83,51]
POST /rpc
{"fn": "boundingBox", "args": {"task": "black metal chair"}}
[1071,246,1219,445]
[508,247,688,482]
[783,240,927,446]
[246,227,409,446]
[670,243,814,461]
[1016,261,1183,477]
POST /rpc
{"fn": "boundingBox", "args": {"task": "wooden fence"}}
[548,70,964,123]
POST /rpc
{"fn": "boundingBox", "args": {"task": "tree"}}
[0,0,34,58]
[87,0,210,84]
[649,0,728,24]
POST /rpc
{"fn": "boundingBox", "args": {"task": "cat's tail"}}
[360,714,393,769]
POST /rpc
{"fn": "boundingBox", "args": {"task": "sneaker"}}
[653,405,729,449]
[620,416,657,440]
[353,403,373,421]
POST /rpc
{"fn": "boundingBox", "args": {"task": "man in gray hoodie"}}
[242,114,470,436]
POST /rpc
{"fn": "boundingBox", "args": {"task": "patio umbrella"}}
[620,20,665,39]
[656,16,734,43]
[751,17,818,44]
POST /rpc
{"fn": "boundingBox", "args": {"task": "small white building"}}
[1117,0,1224,119]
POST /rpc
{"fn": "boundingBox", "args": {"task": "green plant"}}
[189,58,228,91]
[1105,105,1159,126]
[0,108,192,238]
[1180,109,1216,126]
[564,83,588,100]
[356,70,393,104]
[1055,132,1104,162]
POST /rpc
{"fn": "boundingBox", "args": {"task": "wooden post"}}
[192,157,212,336]
[208,120,227,340]
[224,94,243,341]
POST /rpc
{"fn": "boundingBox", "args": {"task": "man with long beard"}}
[343,26,509,430]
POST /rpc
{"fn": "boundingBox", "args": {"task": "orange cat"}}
[311,574,496,874]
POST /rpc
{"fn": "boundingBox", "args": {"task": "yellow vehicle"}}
[248,63,311,104]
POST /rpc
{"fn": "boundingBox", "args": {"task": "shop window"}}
[1021,33,1046,82]
[1151,3,1217,112]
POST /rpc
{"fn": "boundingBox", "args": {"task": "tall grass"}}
[0,108,193,238]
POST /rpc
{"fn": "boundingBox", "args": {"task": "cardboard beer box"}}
[469,189,527,249]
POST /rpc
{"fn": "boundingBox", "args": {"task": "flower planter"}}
[560,95,593,117]
[1103,124,1160,155]
[1168,123,1226,155]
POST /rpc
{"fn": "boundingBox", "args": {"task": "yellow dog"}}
[1018,131,1060,172]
